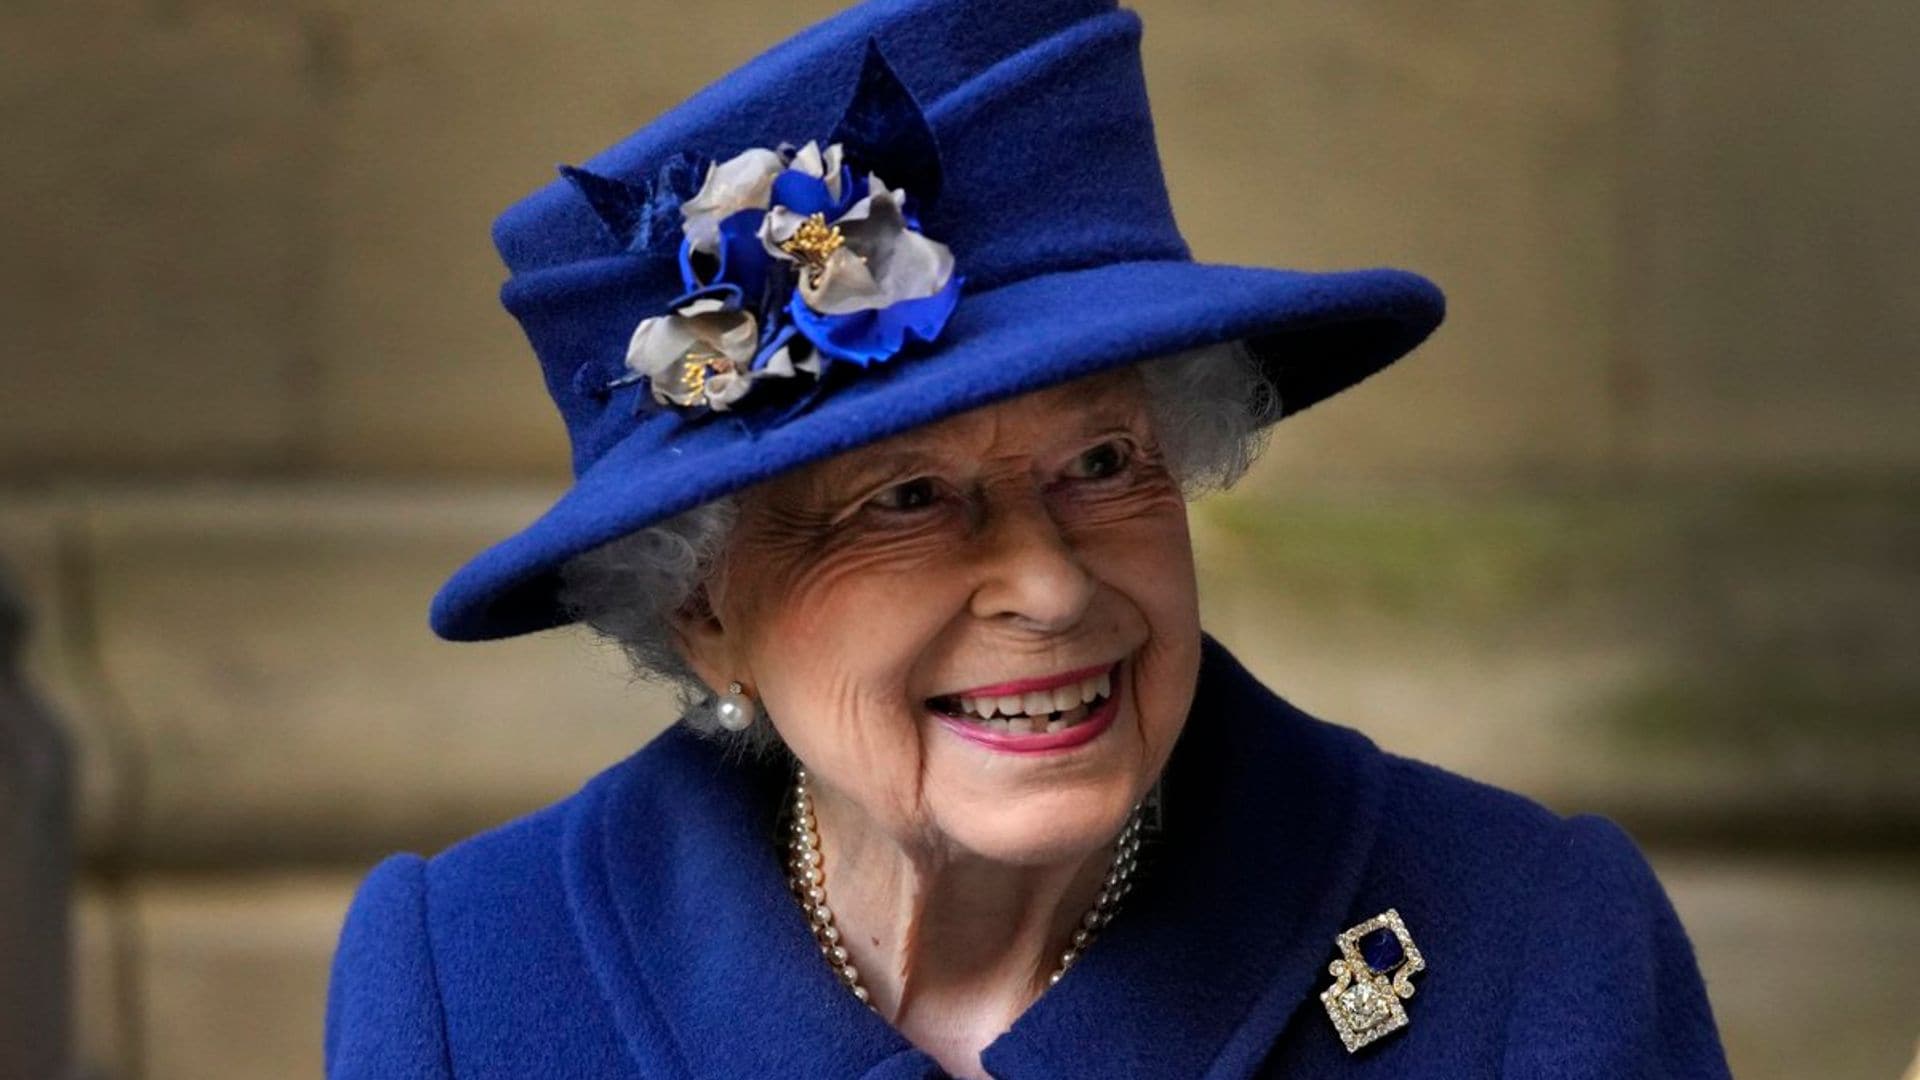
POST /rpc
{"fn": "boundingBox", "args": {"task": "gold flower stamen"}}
[779,212,845,286]
[676,349,732,406]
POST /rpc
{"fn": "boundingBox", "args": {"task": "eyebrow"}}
[817,445,948,497]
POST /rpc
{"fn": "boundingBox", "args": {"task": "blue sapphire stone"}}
[1358,927,1405,973]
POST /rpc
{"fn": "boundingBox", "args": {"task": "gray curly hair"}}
[556,341,1278,758]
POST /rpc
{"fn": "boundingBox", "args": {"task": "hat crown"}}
[428,0,1443,642]
[494,0,1187,475]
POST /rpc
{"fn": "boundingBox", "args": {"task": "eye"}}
[866,476,941,513]
[1063,439,1132,481]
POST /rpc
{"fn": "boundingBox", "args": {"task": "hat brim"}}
[430,259,1443,640]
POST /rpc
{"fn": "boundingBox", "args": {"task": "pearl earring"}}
[715,681,755,732]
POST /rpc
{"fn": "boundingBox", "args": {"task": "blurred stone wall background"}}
[2,0,1916,1077]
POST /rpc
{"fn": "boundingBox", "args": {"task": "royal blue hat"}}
[430,0,1445,642]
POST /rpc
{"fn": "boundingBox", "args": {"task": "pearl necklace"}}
[783,766,1148,1010]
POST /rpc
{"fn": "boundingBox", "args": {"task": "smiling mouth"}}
[925,664,1116,735]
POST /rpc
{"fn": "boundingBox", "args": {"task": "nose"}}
[966,487,1097,632]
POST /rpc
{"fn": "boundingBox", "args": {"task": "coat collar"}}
[562,634,1385,1078]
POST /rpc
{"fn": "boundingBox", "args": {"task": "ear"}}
[668,581,736,694]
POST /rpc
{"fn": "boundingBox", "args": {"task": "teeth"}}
[946,694,1101,737]
[941,665,1118,725]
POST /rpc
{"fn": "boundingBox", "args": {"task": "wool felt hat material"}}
[430,0,1446,642]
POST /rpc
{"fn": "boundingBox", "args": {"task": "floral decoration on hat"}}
[563,42,961,415]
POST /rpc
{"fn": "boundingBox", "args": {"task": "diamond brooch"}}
[1320,908,1425,1054]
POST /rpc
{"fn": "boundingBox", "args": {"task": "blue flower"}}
[623,139,960,412]
[764,172,961,365]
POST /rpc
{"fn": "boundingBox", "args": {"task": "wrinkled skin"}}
[674,365,1203,1077]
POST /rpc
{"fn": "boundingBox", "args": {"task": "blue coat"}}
[326,635,1732,1078]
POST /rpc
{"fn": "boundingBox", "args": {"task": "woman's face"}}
[681,366,1202,865]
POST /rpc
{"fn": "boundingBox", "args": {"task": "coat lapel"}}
[980,635,1386,1078]
[563,728,933,1077]
[563,633,1384,1078]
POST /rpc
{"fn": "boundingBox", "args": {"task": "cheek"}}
[1074,500,1203,745]
[735,535,967,828]
[1069,489,1200,633]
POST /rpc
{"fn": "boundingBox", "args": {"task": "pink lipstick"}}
[931,661,1122,755]
[947,661,1116,701]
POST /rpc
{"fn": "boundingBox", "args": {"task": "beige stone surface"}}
[73,886,134,1080]
[132,872,356,1080]
[81,485,668,865]
[304,0,843,475]
[1624,4,1920,469]
[1655,854,1920,1080]
[1141,1,1624,478]
[1190,478,1920,838]
[0,4,315,476]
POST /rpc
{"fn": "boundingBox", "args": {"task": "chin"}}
[939,781,1141,868]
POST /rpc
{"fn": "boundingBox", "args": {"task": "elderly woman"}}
[326,1,1732,1077]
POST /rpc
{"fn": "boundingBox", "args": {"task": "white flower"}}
[755,338,824,380]
[678,147,785,254]
[621,138,956,411]
[783,140,847,203]
[763,175,955,315]
[624,296,760,411]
